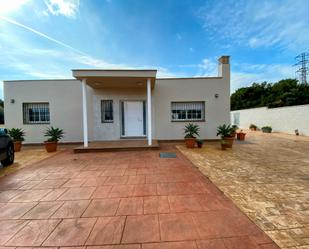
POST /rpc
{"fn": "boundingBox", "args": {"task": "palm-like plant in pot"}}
[184,123,200,148]
[220,139,228,150]
[249,124,257,131]
[231,125,238,137]
[8,128,25,152]
[236,129,246,141]
[216,124,234,148]
[44,127,64,152]
[196,139,204,148]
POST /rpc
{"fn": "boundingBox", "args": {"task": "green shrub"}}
[249,124,257,129]
[184,123,200,138]
[44,127,64,142]
[216,124,233,138]
[261,126,272,133]
[8,128,25,141]
[196,139,204,145]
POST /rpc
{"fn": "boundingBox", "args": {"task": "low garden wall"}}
[231,104,309,136]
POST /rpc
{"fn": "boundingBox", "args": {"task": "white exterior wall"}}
[91,88,155,140]
[4,61,230,143]
[154,77,230,140]
[231,105,309,136]
[4,80,85,144]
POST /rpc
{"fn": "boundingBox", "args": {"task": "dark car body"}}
[0,128,14,166]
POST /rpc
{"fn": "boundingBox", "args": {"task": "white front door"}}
[124,101,144,136]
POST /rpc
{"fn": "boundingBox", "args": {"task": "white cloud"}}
[198,0,309,51]
[0,17,182,85]
[190,58,218,77]
[6,61,70,79]
[44,0,79,18]
[0,15,84,54]
[199,58,217,72]
[155,67,180,78]
[70,54,130,69]
[231,72,261,91]
[0,18,183,79]
[179,57,295,92]
[0,0,30,15]
[231,63,295,92]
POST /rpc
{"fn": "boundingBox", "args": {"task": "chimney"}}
[218,56,230,79]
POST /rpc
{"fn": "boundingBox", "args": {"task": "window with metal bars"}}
[101,100,113,123]
[23,103,50,124]
[171,102,205,121]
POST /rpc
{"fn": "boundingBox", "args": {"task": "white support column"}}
[147,78,152,146]
[82,79,88,147]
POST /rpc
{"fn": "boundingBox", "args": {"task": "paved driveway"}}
[0,147,61,178]
[179,132,309,249]
[0,145,278,249]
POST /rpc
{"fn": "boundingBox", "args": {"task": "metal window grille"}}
[101,100,113,123]
[23,103,50,124]
[171,102,205,121]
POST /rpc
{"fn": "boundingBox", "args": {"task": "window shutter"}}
[171,102,205,121]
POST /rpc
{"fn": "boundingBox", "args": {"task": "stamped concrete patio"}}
[0,144,278,249]
[178,132,309,249]
[0,146,62,178]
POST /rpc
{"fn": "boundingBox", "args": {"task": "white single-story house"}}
[4,56,230,147]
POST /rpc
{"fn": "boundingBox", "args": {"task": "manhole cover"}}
[159,152,177,158]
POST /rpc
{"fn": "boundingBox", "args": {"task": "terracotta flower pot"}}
[197,143,203,148]
[185,138,196,148]
[221,143,227,150]
[237,132,246,141]
[13,141,22,152]
[44,141,58,152]
[223,136,234,148]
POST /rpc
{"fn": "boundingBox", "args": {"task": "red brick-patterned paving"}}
[0,144,279,249]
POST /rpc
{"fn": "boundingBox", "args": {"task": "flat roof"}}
[72,69,157,89]
[72,69,157,80]
[3,79,76,83]
[72,69,157,71]
[3,72,222,86]
[157,76,222,80]
[3,75,222,83]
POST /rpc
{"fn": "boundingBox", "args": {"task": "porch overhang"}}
[72,69,157,89]
[75,69,155,148]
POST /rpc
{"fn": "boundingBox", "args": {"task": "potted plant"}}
[196,139,204,148]
[8,128,25,152]
[249,124,257,131]
[44,127,64,152]
[261,126,272,133]
[216,124,234,148]
[184,123,200,148]
[221,139,228,150]
[236,130,246,141]
[231,125,238,137]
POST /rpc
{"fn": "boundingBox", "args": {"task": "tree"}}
[231,79,309,110]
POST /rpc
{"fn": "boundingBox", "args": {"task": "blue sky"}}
[0,0,309,99]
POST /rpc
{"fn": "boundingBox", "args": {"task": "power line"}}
[294,52,309,84]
